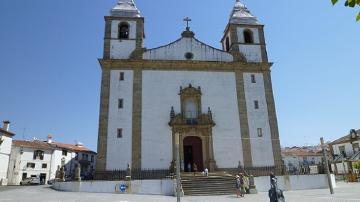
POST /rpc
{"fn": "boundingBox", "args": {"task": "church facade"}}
[96,0,282,175]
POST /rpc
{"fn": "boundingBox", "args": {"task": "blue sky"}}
[0,0,359,151]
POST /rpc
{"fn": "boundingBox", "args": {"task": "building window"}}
[184,98,198,119]
[91,155,94,162]
[22,173,27,180]
[117,128,123,138]
[42,163,47,169]
[225,37,230,52]
[251,74,256,83]
[26,163,35,168]
[353,143,359,152]
[118,99,124,109]
[75,152,78,160]
[339,146,346,157]
[62,150,67,156]
[257,128,263,137]
[33,150,44,160]
[118,22,129,39]
[254,100,259,109]
[119,72,124,81]
[244,29,254,44]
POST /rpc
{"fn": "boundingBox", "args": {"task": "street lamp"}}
[175,132,181,202]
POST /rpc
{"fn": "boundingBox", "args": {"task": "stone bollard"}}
[173,179,184,197]
[125,176,132,194]
[249,175,258,194]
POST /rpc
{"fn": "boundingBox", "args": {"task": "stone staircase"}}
[181,172,236,196]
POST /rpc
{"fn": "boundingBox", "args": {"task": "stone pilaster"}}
[258,26,268,63]
[96,68,111,171]
[263,71,282,167]
[235,70,253,167]
[103,19,112,59]
[131,68,142,170]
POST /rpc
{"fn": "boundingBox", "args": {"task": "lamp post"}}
[320,137,334,194]
[175,132,181,202]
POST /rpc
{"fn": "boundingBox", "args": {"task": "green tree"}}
[354,161,360,170]
[331,0,360,21]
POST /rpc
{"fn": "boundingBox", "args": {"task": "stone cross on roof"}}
[183,17,192,31]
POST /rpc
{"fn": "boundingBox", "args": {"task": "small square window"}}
[62,150,67,156]
[254,100,259,109]
[120,72,124,81]
[257,128,263,137]
[251,74,256,83]
[118,99,124,109]
[117,128,123,138]
[42,163,47,169]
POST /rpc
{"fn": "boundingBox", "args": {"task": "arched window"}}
[225,37,230,52]
[184,98,198,119]
[243,29,254,44]
[118,22,130,39]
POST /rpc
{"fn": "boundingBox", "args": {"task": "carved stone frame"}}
[169,84,217,171]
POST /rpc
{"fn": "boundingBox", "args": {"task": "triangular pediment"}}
[143,36,233,62]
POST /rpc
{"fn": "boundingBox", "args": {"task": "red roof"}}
[282,147,322,157]
[53,142,96,154]
[12,140,96,154]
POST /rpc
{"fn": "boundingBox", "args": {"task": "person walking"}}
[239,173,246,197]
[244,174,250,194]
[235,175,241,198]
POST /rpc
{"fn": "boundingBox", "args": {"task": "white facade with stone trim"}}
[97,0,282,174]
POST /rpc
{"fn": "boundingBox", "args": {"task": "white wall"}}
[52,179,174,196]
[110,20,137,59]
[254,174,336,192]
[0,135,12,183]
[141,71,243,169]
[107,70,134,170]
[143,38,233,62]
[332,142,357,157]
[239,45,262,62]
[243,73,274,167]
[8,146,53,185]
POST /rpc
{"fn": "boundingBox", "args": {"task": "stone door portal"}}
[183,136,204,172]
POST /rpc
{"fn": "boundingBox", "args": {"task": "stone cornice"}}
[98,59,273,72]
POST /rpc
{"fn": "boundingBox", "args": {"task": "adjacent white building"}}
[7,136,96,185]
[0,121,15,186]
[282,146,324,174]
[329,129,360,174]
[96,0,283,178]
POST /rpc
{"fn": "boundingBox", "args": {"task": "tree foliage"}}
[331,0,360,21]
[354,161,360,170]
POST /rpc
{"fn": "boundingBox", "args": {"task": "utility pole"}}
[320,137,334,194]
[175,132,181,202]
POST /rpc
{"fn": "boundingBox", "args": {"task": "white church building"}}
[95,0,283,178]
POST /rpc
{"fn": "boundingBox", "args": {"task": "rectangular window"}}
[254,100,259,109]
[26,163,35,168]
[62,150,67,156]
[75,152,78,160]
[33,150,44,160]
[91,155,94,162]
[251,74,256,83]
[42,163,47,169]
[119,72,124,81]
[353,143,359,152]
[118,99,124,109]
[117,128,123,138]
[257,128,263,137]
[22,173,27,180]
[339,146,346,157]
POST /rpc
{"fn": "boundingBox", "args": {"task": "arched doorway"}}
[183,136,203,172]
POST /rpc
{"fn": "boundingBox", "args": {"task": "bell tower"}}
[103,0,144,60]
[221,0,268,63]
